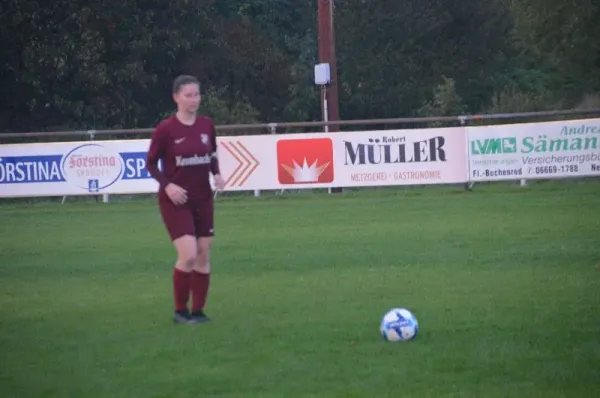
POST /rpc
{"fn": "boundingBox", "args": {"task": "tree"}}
[508,0,600,103]
[334,0,515,120]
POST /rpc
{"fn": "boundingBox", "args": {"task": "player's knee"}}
[179,252,197,269]
[173,235,198,270]
[176,248,197,270]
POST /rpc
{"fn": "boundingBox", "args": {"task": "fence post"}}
[86,129,110,203]
[85,130,111,203]
[268,123,278,135]
[267,123,286,196]
[459,116,474,191]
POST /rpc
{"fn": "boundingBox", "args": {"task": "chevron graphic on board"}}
[221,141,260,187]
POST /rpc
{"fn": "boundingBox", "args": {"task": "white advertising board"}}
[1,119,598,198]
[0,127,469,197]
[467,118,600,181]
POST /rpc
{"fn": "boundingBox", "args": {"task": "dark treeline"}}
[1,0,599,133]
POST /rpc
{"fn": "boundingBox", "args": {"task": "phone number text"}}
[529,165,579,175]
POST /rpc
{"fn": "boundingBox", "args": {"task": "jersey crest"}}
[201,133,209,145]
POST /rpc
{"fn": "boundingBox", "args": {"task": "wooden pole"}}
[318,0,342,193]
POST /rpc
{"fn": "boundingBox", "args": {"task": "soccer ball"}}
[380,308,419,342]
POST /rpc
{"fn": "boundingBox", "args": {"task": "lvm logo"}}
[471,137,517,155]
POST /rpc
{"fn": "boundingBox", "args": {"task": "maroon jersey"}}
[146,115,220,202]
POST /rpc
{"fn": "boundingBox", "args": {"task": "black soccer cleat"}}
[173,309,193,324]
[190,310,211,324]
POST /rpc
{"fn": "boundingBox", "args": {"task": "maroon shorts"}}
[159,198,214,241]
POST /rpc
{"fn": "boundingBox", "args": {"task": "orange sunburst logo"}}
[276,138,334,184]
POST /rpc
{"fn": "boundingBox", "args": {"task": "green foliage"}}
[419,76,465,118]
[158,88,260,128]
[1,0,598,133]
[200,87,260,126]
[486,86,560,114]
[508,0,600,100]
[575,94,600,110]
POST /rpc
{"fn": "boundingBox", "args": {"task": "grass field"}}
[1,181,599,397]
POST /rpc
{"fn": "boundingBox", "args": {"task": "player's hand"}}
[213,174,225,190]
[165,183,187,205]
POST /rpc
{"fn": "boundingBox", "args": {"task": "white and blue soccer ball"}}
[380,308,419,342]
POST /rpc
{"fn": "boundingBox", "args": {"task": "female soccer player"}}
[146,75,225,324]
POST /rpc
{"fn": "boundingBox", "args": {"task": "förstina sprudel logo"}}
[61,144,124,192]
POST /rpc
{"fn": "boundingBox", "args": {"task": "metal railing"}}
[2,108,600,141]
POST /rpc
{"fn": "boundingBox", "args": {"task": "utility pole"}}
[317,0,342,193]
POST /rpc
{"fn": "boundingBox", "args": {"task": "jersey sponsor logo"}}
[276,138,334,184]
[175,154,212,167]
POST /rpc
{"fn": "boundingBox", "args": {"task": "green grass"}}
[1,181,599,397]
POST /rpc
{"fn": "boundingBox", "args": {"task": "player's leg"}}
[160,201,197,323]
[171,235,197,323]
[190,200,214,322]
[190,236,212,322]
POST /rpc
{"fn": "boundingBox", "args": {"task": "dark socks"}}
[191,271,210,313]
[173,268,192,312]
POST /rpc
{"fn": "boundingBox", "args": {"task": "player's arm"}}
[209,120,225,190]
[146,124,171,188]
[209,121,220,177]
